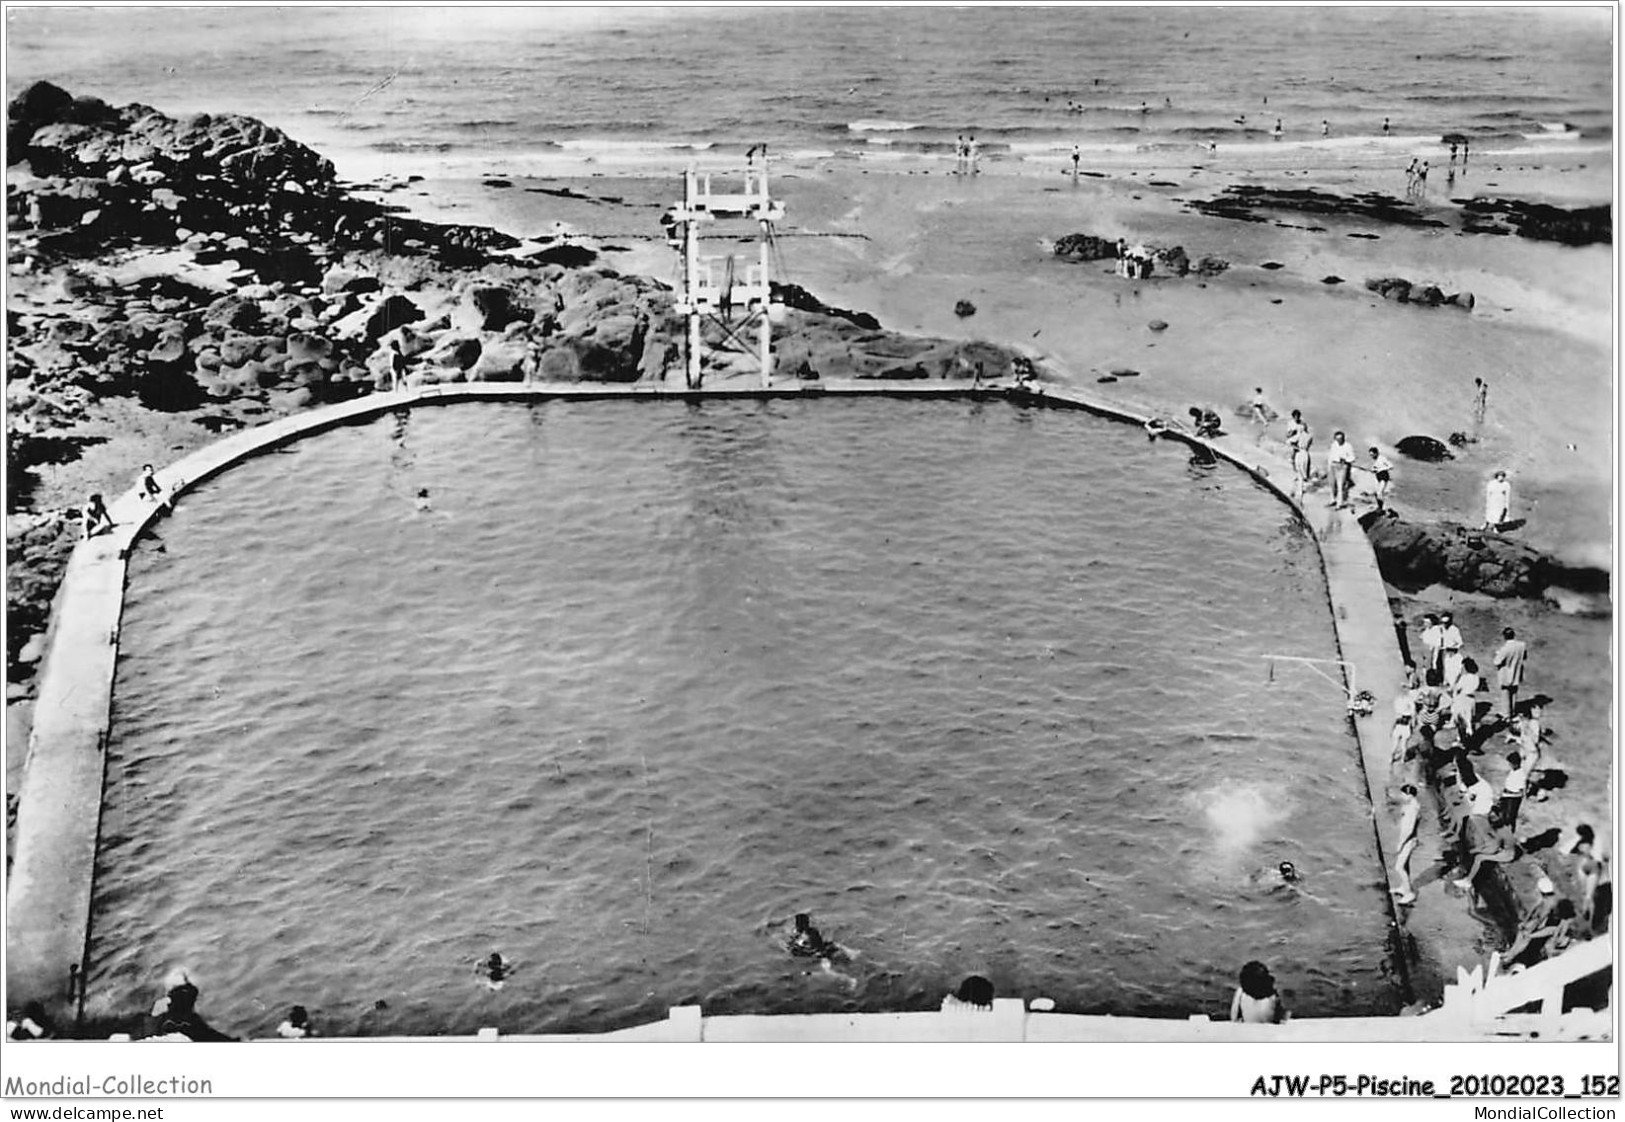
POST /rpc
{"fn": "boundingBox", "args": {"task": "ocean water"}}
[5,6,1612,175]
[90,399,1398,1036]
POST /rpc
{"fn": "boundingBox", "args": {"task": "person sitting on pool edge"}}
[138,464,164,501]
[1230,960,1289,1024]
[81,493,114,539]
[941,975,995,1011]
[149,970,237,1042]
[1189,406,1223,439]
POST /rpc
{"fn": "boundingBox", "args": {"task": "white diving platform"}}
[670,161,786,388]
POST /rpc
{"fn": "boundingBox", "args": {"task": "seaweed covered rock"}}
[1460,198,1612,246]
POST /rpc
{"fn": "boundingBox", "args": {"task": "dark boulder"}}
[1361,509,1547,598]
[1053,233,1119,261]
[770,281,880,331]
[1367,276,1413,301]
[203,294,262,332]
[954,299,977,318]
[7,81,74,160]
[1153,245,1190,276]
[364,294,424,340]
[1365,275,1473,311]
[1395,435,1453,462]
[466,286,532,332]
[532,243,597,268]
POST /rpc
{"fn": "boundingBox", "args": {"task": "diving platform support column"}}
[682,168,704,389]
[758,212,772,385]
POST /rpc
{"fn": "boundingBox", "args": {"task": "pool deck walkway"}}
[3,376,1484,1025]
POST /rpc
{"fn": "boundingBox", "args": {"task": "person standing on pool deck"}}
[1383,116,1391,136]
[967,135,980,174]
[1418,613,1443,677]
[1391,784,1421,904]
[1071,144,1081,179]
[1358,446,1394,511]
[1496,752,1529,831]
[1321,119,1330,137]
[1450,656,1484,741]
[1286,410,1313,498]
[1438,612,1465,686]
[1493,627,1528,720]
[1326,430,1356,508]
[1484,469,1512,530]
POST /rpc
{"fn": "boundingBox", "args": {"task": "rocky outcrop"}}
[1052,233,1117,261]
[1460,198,1611,247]
[770,282,880,330]
[1359,509,1607,599]
[1188,185,1448,229]
[1187,182,1608,247]
[1053,232,1207,278]
[1364,277,1475,310]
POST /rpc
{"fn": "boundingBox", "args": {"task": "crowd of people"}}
[1384,605,1609,974]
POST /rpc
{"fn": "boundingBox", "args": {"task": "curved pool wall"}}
[5,376,1438,1032]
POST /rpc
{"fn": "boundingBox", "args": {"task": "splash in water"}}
[1188,782,1291,859]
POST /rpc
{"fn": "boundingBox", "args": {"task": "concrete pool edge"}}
[0,376,1463,1029]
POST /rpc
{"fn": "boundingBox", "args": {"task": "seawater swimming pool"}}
[89,397,1399,1036]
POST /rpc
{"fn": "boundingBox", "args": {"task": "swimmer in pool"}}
[1246,861,1328,904]
[475,952,513,991]
[386,481,451,519]
[787,913,836,959]
[784,913,859,985]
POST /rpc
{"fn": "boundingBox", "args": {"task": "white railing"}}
[1438,936,1613,1036]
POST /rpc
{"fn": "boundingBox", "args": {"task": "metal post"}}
[758,217,772,386]
[684,167,701,389]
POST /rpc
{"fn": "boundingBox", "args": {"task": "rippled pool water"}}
[91,398,1399,1036]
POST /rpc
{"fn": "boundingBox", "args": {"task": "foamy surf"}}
[848,119,921,132]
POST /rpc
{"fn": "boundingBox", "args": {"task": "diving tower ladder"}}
[667,158,787,388]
